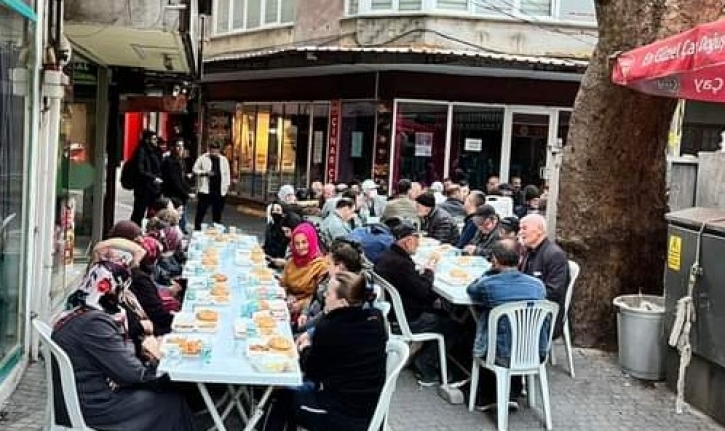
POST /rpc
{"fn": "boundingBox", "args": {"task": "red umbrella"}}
[612,19,725,102]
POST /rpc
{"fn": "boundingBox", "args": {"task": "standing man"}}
[131,130,163,226]
[519,214,569,338]
[192,142,231,230]
[161,139,192,233]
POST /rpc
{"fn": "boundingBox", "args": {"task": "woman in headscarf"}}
[263,202,287,259]
[107,220,175,335]
[51,260,196,431]
[279,223,328,321]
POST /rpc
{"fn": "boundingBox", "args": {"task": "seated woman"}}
[298,239,364,332]
[52,260,195,431]
[108,221,175,335]
[266,271,388,430]
[263,202,288,260]
[279,223,328,322]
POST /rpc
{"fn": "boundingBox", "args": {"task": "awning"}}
[612,19,725,102]
[1,0,36,21]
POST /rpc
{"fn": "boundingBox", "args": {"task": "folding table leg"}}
[243,386,274,431]
[197,382,228,431]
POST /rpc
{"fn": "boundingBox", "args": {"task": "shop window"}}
[394,102,448,187]
[214,0,297,34]
[0,8,31,364]
[449,106,504,190]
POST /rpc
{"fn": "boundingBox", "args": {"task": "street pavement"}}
[1,189,723,430]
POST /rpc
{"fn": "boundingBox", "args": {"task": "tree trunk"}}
[559,0,724,347]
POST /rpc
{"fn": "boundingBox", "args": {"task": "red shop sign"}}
[326,100,341,183]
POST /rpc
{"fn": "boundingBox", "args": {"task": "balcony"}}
[64,0,199,75]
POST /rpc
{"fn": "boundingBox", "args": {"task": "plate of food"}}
[164,336,204,357]
[439,268,474,286]
[246,335,295,358]
[171,312,196,332]
[195,308,220,332]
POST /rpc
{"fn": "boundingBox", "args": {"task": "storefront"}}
[49,58,110,312]
[203,48,584,200]
[0,0,38,394]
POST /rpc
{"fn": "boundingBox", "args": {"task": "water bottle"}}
[201,341,212,365]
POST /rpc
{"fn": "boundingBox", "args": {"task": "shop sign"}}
[414,132,433,157]
[313,131,324,164]
[464,138,482,152]
[326,100,341,182]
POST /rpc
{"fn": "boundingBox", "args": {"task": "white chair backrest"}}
[371,272,414,339]
[33,319,89,430]
[486,300,559,372]
[368,339,410,431]
[484,195,514,218]
[564,260,580,320]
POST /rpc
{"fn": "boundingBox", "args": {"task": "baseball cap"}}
[499,216,520,233]
[361,179,378,191]
[472,204,498,222]
[391,220,420,240]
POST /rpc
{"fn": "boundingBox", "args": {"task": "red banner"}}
[326,100,341,183]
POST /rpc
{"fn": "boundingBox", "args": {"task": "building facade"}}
[0,0,42,402]
[202,0,596,201]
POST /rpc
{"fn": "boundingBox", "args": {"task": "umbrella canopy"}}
[612,19,725,102]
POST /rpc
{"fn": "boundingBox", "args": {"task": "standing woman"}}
[161,139,192,233]
[279,223,328,321]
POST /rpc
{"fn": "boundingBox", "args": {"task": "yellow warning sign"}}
[668,235,682,272]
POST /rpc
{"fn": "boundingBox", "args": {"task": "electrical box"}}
[664,207,725,426]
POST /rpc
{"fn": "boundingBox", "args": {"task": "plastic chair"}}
[370,272,450,388]
[32,319,94,430]
[550,260,580,378]
[484,196,514,218]
[467,300,558,431]
[367,339,410,431]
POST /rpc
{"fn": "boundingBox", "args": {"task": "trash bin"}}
[613,294,666,380]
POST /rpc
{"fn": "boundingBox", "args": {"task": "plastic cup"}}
[165,344,182,368]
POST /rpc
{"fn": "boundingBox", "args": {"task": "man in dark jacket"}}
[161,139,192,233]
[438,184,466,220]
[519,213,569,338]
[415,192,459,245]
[463,204,502,259]
[130,130,164,226]
[374,221,459,386]
[456,190,486,248]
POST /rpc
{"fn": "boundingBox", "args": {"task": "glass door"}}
[503,110,553,191]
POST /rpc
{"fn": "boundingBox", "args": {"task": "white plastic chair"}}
[468,300,558,431]
[370,272,450,388]
[550,260,580,378]
[32,319,94,431]
[367,339,410,431]
[484,196,514,218]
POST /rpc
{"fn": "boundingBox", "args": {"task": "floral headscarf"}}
[55,261,133,331]
[290,222,322,267]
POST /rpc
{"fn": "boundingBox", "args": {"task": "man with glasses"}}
[462,204,502,259]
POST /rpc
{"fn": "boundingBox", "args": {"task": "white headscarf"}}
[277,184,296,203]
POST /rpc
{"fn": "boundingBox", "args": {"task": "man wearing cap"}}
[357,179,387,225]
[374,221,459,386]
[192,142,231,230]
[381,179,418,224]
[462,204,502,259]
[415,192,459,245]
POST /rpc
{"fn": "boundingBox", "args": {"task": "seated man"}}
[455,190,486,248]
[415,192,460,245]
[519,214,569,338]
[439,184,466,220]
[463,204,502,259]
[320,198,356,247]
[467,239,547,411]
[382,179,419,224]
[374,221,459,386]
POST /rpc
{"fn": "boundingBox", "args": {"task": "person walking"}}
[130,130,163,226]
[161,139,192,233]
[192,142,230,230]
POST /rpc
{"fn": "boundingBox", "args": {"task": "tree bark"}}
[559,0,724,347]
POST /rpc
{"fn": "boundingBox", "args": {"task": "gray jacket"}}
[358,196,388,223]
[422,207,460,245]
[320,211,352,245]
[381,196,418,224]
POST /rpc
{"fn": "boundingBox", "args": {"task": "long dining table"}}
[158,227,302,431]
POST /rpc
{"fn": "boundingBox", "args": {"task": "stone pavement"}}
[1,192,723,430]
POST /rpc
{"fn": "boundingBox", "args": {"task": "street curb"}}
[236,205,265,218]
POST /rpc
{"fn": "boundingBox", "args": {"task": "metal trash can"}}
[613,294,666,380]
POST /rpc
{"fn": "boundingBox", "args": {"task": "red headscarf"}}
[290,223,322,267]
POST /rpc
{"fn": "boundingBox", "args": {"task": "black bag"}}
[120,151,139,190]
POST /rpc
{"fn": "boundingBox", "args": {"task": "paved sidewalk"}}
[1,345,722,430]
